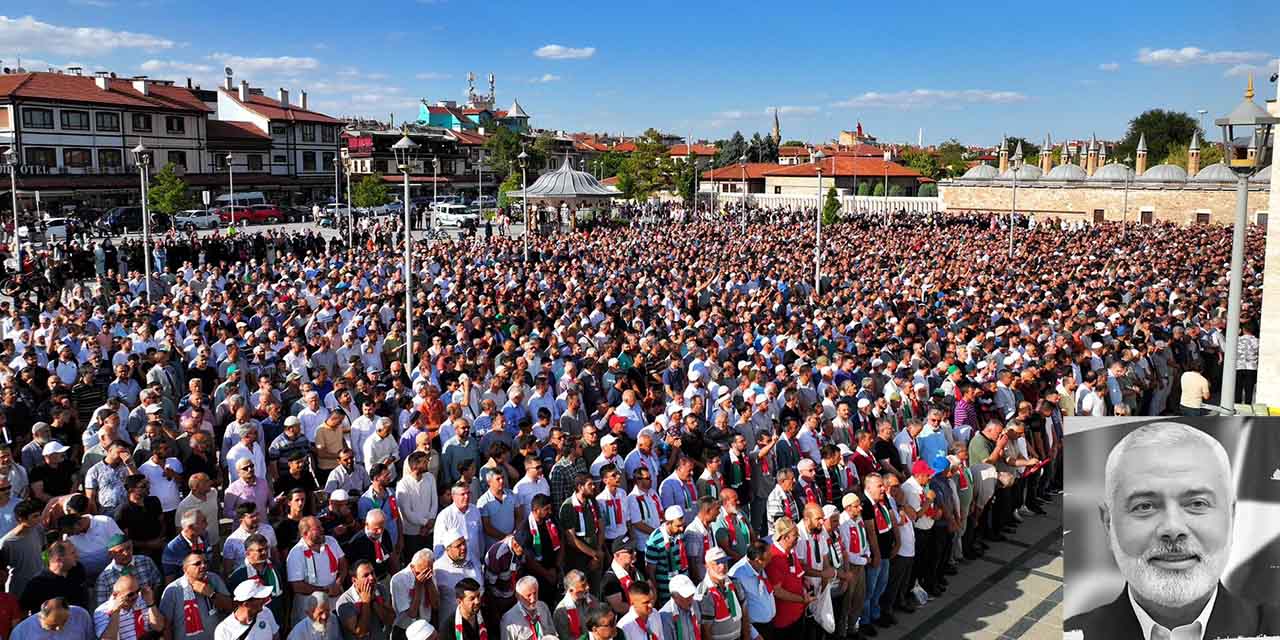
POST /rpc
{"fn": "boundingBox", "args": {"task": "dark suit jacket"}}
[1065,583,1271,639]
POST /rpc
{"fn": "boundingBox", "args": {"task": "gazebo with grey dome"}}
[507,156,621,230]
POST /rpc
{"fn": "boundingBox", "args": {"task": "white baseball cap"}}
[42,441,70,456]
[670,574,697,598]
[233,581,273,602]
[664,505,685,522]
[407,621,436,640]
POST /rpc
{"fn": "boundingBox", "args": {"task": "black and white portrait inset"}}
[1064,417,1280,640]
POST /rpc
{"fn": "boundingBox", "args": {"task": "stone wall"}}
[939,182,1270,225]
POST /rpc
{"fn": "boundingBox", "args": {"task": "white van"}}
[214,191,267,207]
[433,204,476,227]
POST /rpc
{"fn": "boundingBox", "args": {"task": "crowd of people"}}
[0,208,1261,640]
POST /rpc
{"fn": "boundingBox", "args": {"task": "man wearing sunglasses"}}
[158,554,234,640]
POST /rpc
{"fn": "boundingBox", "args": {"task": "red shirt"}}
[764,543,806,628]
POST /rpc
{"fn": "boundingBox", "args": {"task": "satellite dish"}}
[224,66,233,77]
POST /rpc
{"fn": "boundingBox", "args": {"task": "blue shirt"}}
[729,556,775,624]
[160,534,210,577]
[357,488,401,541]
[476,489,517,549]
[11,605,94,640]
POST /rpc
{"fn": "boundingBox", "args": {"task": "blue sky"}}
[2,1,1279,146]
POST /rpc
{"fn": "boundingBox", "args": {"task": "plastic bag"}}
[811,582,836,634]
[911,582,929,606]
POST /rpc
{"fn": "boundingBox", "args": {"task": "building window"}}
[302,151,316,171]
[215,154,229,170]
[1092,209,1105,223]
[98,149,123,168]
[774,186,782,194]
[321,126,335,143]
[63,148,92,168]
[22,108,54,129]
[302,125,316,142]
[96,112,121,132]
[1140,209,1154,224]
[323,152,335,172]
[165,116,185,134]
[248,155,263,171]
[167,150,186,168]
[1195,211,1211,225]
[132,113,153,132]
[1259,212,1269,227]
[24,147,56,167]
[273,154,287,164]
[271,124,288,136]
[60,110,90,130]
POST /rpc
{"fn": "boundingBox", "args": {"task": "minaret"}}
[1188,132,1201,176]
[998,137,1009,173]
[1040,133,1053,173]
[1086,134,1099,176]
[1078,141,1088,169]
[1135,132,1148,175]
[771,108,781,146]
[1059,142,1071,166]
[1098,139,1108,166]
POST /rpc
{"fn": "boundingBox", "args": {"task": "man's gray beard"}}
[311,619,327,634]
[1109,519,1229,609]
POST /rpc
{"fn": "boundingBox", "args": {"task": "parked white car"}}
[324,203,353,217]
[174,209,221,230]
[433,203,477,227]
[43,217,75,241]
[359,201,404,216]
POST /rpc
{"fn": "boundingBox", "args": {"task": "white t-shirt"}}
[286,537,345,588]
[214,609,279,640]
[139,457,184,512]
[902,478,935,530]
[890,497,915,557]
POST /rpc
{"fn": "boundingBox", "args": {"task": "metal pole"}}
[1220,174,1248,412]
[522,164,529,262]
[741,164,746,227]
[345,164,353,247]
[1009,169,1017,257]
[8,166,17,269]
[140,162,152,304]
[815,168,822,296]
[1121,171,1129,240]
[432,157,438,230]
[403,169,413,370]
[228,158,235,227]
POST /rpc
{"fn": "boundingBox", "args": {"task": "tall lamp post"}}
[1008,144,1024,258]
[1121,155,1132,239]
[431,156,439,230]
[392,130,420,370]
[342,157,354,247]
[131,142,153,304]
[882,149,892,227]
[814,149,825,296]
[1215,77,1277,412]
[226,153,236,227]
[518,149,529,262]
[3,149,18,269]
[739,154,748,226]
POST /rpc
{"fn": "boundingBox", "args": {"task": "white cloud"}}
[139,59,212,74]
[0,14,174,56]
[416,71,450,80]
[1225,58,1280,78]
[1098,62,1119,71]
[534,44,595,60]
[1136,46,1272,66]
[713,110,748,120]
[831,89,1027,109]
[209,52,319,75]
[773,105,819,116]
[529,73,560,84]
[69,0,115,7]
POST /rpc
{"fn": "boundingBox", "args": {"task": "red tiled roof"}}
[701,163,780,180]
[0,72,210,112]
[816,143,883,157]
[668,144,717,157]
[207,119,270,140]
[763,156,921,178]
[611,142,637,153]
[778,146,811,157]
[449,130,489,146]
[427,104,476,124]
[600,176,620,186]
[225,89,341,124]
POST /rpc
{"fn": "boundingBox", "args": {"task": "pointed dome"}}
[1088,163,1135,182]
[961,163,998,180]
[510,156,618,197]
[1136,133,1147,153]
[998,165,1042,180]
[507,98,528,118]
[1043,163,1087,181]
[1137,164,1188,182]
[1191,162,1236,182]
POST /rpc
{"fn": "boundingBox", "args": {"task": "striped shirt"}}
[644,526,685,605]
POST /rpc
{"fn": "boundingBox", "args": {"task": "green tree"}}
[888,184,905,197]
[497,172,521,208]
[716,131,747,168]
[872,182,885,197]
[482,126,523,177]
[821,186,841,225]
[147,163,191,215]
[1114,109,1200,165]
[351,173,391,208]
[857,182,871,196]
[1004,136,1041,160]
[1163,142,1224,170]
[937,139,969,177]
[918,183,938,197]
[899,148,942,180]
[616,128,671,200]
[781,140,807,147]
[674,158,698,204]
[594,151,627,179]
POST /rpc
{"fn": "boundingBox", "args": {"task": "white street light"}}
[226,153,235,227]
[392,130,420,371]
[131,141,153,303]
[1009,143,1024,258]
[1215,76,1277,412]
[814,149,825,296]
[518,149,529,262]
[431,156,439,231]
[739,153,748,227]
[3,148,17,269]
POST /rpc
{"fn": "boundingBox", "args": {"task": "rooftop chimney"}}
[67,66,82,76]
[94,76,109,90]
[186,77,192,89]
[239,80,249,102]
[132,78,149,96]
[300,90,307,110]
[224,74,232,91]
[278,87,289,106]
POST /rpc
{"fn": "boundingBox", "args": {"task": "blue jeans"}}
[861,558,890,625]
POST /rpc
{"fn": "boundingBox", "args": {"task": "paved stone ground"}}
[870,494,1063,640]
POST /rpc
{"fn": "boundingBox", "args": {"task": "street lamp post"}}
[1121,155,1132,239]
[131,142,153,303]
[518,149,529,262]
[814,149,825,296]
[739,154,747,227]
[343,158,353,247]
[882,149,892,227]
[392,130,420,371]
[226,153,236,227]
[1215,77,1277,412]
[431,156,439,230]
[3,149,18,269]
[1009,145,1024,258]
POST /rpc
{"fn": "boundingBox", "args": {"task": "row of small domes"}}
[960,161,1270,183]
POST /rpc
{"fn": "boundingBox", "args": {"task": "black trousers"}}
[1237,369,1258,405]
[913,527,936,591]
